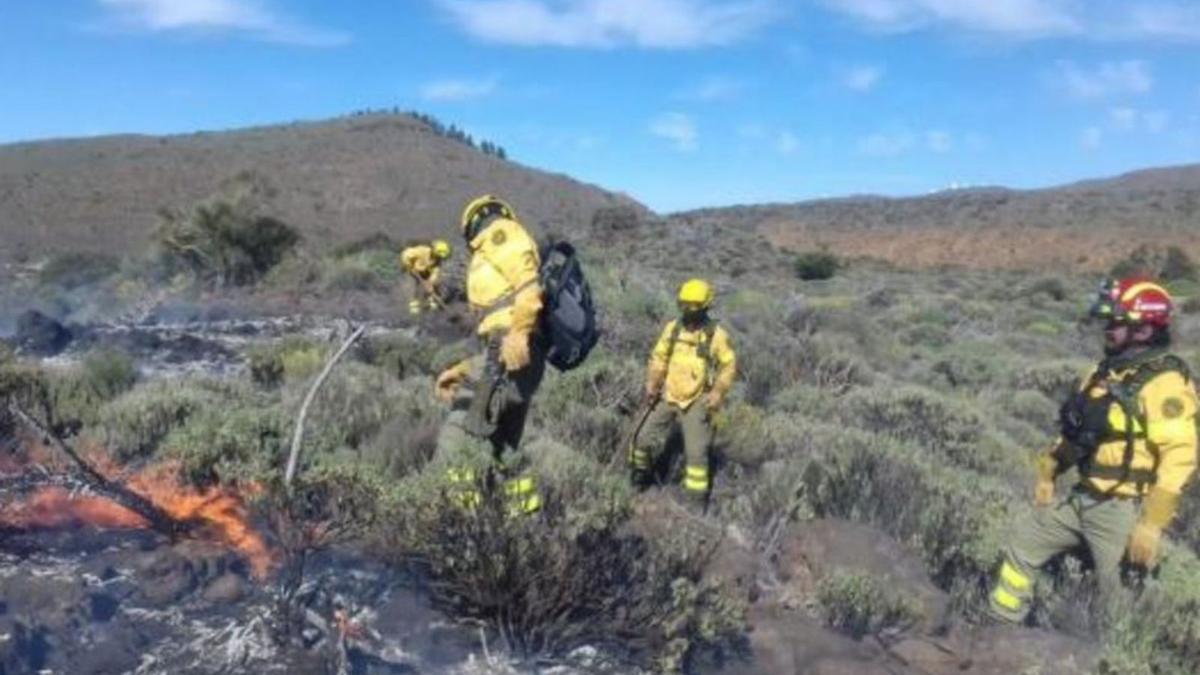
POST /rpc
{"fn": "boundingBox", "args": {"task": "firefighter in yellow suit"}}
[400,239,451,315]
[631,278,737,512]
[988,277,1198,623]
[432,196,545,514]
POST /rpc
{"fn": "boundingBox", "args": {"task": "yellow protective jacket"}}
[1045,356,1199,501]
[466,216,543,338]
[646,320,736,409]
[401,245,441,284]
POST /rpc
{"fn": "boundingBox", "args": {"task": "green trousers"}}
[989,485,1138,623]
[629,399,712,497]
[435,340,546,514]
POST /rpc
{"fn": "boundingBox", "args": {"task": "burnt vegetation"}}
[3,170,1200,673]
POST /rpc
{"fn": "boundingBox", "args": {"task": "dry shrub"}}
[374,467,748,671]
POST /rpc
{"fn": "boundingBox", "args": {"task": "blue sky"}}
[1,1,1198,212]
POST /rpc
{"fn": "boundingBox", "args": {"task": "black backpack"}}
[539,241,598,371]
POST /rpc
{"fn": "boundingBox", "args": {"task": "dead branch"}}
[285,324,366,488]
[7,402,190,538]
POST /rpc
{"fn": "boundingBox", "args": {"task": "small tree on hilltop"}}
[155,172,300,288]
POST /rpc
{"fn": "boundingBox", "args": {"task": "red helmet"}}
[1089,277,1173,327]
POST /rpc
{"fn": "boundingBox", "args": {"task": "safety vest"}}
[1059,352,1199,497]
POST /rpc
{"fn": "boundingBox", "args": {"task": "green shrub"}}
[793,251,840,281]
[155,173,300,288]
[280,362,408,460]
[163,399,286,485]
[843,385,988,470]
[1161,246,1198,282]
[800,424,1013,590]
[713,403,773,468]
[355,332,440,379]
[38,252,119,290]
[1,353,139,434]
[1004,388,1057,435]
[88,378,233,461]
[1097,552,1200,674]
[330,232,397,258]
[81,349,138,400]
[1013,360,1086,402]
[816,570,923,638]
[247,338,329,387]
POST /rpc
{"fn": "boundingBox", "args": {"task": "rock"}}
[774,519,949,630]
[714,604,910,675]
[203,573,249,604]
[13,309,72,355]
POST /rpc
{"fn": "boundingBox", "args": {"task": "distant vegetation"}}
[793,250,841,281]
[346,108,509,160]
[154,172,301,289]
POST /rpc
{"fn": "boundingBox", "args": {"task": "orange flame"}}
[1,487,150,529]
[1,451,277,579]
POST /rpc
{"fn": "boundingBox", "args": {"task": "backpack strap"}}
[1090,353,1191,494]
[663,320,719,371]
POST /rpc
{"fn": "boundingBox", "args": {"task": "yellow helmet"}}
[432,239,452,259]
[678,278,714,310]
[460,194,515,240]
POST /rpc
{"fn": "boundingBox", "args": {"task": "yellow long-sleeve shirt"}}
[466,217,543,338]
[1047,359,1198,500]
[646,319,737,409]
[401,245,441,283]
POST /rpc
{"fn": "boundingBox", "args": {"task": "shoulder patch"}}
[1162,397,1186,419]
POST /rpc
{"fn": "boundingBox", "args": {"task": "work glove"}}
[435,360,472,403]
[1034,480,1055,507]
[1127,524,1161,567]
[1127,488,1180,567]
[1033,453,1058,507]
[704,391,725,414]
[500,330,532,372]
[644,377,663,405]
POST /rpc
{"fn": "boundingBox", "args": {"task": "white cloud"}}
[682,76,745,101]
[821,0,1079,36]
[842,65,883,92]
[1123,3,1200,41]
[649,112,698,151]
[1143,110,1170,133]
[925,130,952,153]
[857,131,915,157]
[437,0,778,48]
[1081,125,1103,150]
[97,0,348,45]
[821,0,1200,42]
[1053,60,1153,98]
[776,131,800,155]
[419,77,498,102]
[1109,106,1138,130]
[1109,107,1171,133]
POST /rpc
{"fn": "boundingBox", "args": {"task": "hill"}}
[0,113,644,263]
[673,165,1200,271]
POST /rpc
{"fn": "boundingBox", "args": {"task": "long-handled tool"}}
[408,271,448,310]
[609,395,658,469]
